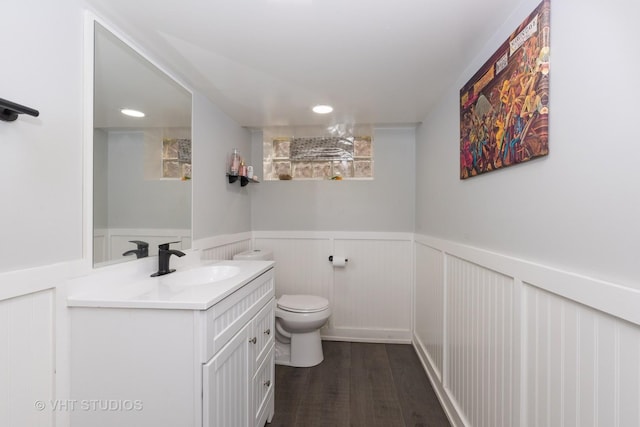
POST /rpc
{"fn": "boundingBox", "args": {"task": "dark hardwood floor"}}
[268,341,450,427]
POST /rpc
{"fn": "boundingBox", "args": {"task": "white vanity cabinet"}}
[203,300,275,427]
[69,265,275,427]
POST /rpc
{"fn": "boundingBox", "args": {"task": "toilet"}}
[274,294,330,367]
[233,249,331,367]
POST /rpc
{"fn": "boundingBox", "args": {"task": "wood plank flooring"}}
[268,341,450,427]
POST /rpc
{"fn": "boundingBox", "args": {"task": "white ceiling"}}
[87,0,518,129]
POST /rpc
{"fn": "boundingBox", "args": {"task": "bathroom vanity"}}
[67,259,275,427]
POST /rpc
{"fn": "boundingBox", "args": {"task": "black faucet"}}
[122,240,149,259]
[151,241,185,277]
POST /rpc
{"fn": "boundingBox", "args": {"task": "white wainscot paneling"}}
[201,240,251,261]
[193,232,252,261]
[253,237,332,301]
[414,242,444,379]
[93,229,107,264]
[0,289,54,427]
[446,256,516,427]
[253,233,412,343]
[413,235,640,427]
[331,238,413,342]
[523,284,640,427]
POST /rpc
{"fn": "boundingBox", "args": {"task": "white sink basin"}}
[160,265,241,287]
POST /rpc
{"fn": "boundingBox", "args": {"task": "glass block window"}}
[162,138,192,180]
[264,136,373,181]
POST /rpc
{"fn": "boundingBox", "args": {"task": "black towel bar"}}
[0,97,40,122]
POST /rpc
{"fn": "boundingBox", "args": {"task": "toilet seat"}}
[277,294,329,313]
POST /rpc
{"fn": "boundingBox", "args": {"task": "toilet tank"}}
[233,249,273,261]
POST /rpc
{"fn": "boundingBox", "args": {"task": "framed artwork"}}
[460,0,550,179]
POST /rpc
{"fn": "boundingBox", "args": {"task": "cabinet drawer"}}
[202,269,274,362]
[250,298,274,369]
[252,343,274,426]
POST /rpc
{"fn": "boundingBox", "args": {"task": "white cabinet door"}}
[252,344,275,427]
[203,322,251,427]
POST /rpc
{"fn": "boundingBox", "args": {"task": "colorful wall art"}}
[460,0,550,179]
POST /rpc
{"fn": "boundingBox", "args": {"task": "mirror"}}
[92,21,192,267]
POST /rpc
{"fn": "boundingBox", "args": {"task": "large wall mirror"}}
[92,21,192,267]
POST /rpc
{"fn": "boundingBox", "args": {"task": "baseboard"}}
[412,332,467,427]
[321,327,412,344]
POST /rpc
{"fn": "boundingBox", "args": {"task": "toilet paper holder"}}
[328,255,348,263]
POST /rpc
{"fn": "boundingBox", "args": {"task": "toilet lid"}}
[277,294,329,313]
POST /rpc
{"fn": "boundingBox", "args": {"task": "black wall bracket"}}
[0,97,40,122]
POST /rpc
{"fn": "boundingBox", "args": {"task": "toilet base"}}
[275,330,324,367]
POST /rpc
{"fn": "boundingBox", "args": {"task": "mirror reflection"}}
[93,22,192,267]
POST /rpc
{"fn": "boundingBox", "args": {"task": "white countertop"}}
[67,259,274,310]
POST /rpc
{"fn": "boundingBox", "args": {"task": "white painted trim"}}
[192,231,252,251]
[82,11,95,273]
[253,230,331,240]
[82,10,196,274]
[510,279,528,425]
[107,227,190,236]
[0,259,88,302]
[410,230,416,343]
[415,234,640,327]
[516,277,527,427]
[441,245,449,386]
[253,230,414,241]
[322,333,411,344]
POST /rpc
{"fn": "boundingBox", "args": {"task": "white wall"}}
[415,0,640,289]
[192,93,252,240]
[251,127,415,232]
[0,0,84,273]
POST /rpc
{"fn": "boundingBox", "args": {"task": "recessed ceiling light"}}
[120,108,145,118]
[312,105,333,114]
